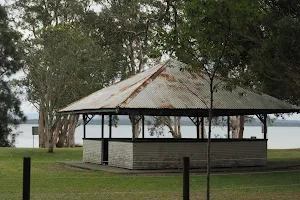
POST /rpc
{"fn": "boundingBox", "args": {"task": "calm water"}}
[14,124,300,149]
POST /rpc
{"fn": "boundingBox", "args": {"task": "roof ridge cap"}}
[117,59,171,109]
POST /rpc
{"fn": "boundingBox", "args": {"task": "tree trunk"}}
[238,115,244,138]
[67,115,79,147]
[56,115,79,147]
[52,116,64,147]
[129,115,141,138]
[38,109,47,148]
[174,116,181,138]
[162,116,182,138]
[56,120,67,148]
[207,82,214,200]
[230,116,244,138]
[200,118,207,138]
[52,124,59,147]
[47,124,54,153]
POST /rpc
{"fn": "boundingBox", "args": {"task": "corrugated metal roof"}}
[60,59,300,115]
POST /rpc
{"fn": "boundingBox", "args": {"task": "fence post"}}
[23,157,31,200]
[183,157,190,200]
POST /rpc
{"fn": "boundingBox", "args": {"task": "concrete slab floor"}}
[63,162,300,175]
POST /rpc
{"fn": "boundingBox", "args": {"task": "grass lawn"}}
[1,148,300,200]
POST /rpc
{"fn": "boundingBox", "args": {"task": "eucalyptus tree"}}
[83,0,172,138]
[12,0,118,152]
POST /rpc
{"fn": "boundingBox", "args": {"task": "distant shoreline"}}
[22,118,300,127]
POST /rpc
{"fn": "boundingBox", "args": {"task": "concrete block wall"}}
[131,140,267,169]
[108,141,133,169]
[83,139,102,164]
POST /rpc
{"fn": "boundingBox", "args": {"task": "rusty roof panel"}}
[60,59,300,113]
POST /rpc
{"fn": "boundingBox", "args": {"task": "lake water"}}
[14,124,300,149]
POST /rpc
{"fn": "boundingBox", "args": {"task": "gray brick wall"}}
[132,140,267,169]
[83,140,102,164]
[108,141,133,169]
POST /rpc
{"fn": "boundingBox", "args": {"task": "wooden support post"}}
[109,115,112,138]
[142,115,145,138]
[227,116,230,139]
[132,116,135,141]
[23,157,31,200]
[101,115,104,138]
[83,114,86,139]
[201,117,204,139]
[196,117,200,139]
[183,157,190,200]
[263,114,267,139]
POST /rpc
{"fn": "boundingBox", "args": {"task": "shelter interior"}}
[81,113,269,170]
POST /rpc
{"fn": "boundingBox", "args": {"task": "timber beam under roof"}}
[61,108,299,118]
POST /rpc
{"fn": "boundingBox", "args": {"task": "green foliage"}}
[25,25,116,110]
[12,0,91,30]
[0,5,25,147]
[164,1,261,75]
[82,0,169,78]
[253,16,300,105]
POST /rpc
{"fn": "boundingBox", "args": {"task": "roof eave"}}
[58,108,300,117]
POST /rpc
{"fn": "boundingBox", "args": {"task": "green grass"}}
[1,148,300,200]
[268,149,300,164]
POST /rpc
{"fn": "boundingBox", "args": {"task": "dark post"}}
[227,116,230,139]
[23,157,31,200]
[83,114,86,139]
[142,115,145,138]
[196,117,200,139]
[101,114,104,138]
[183,157,190,200]
[109,115,112,138]
[132,117,135,141]
[263,114,267,139]
[201,117,204,139]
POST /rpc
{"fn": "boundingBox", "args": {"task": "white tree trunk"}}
[164,116,181,138]
[230,115,244,138]
[67,115,79,147]
[199,118,207,138]
[55,115,79,148]
[129,115,142,138]
[38,109,47,148]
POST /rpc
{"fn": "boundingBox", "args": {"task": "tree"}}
[147,116,183,138]
[84,0,172,138]
[157,1,263,199]
[12,0,120,152]
[24,25,116,152]
[252,2,300,106]
[14,0,94,150]
[0,5,25,146]
[12,0,175,149]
